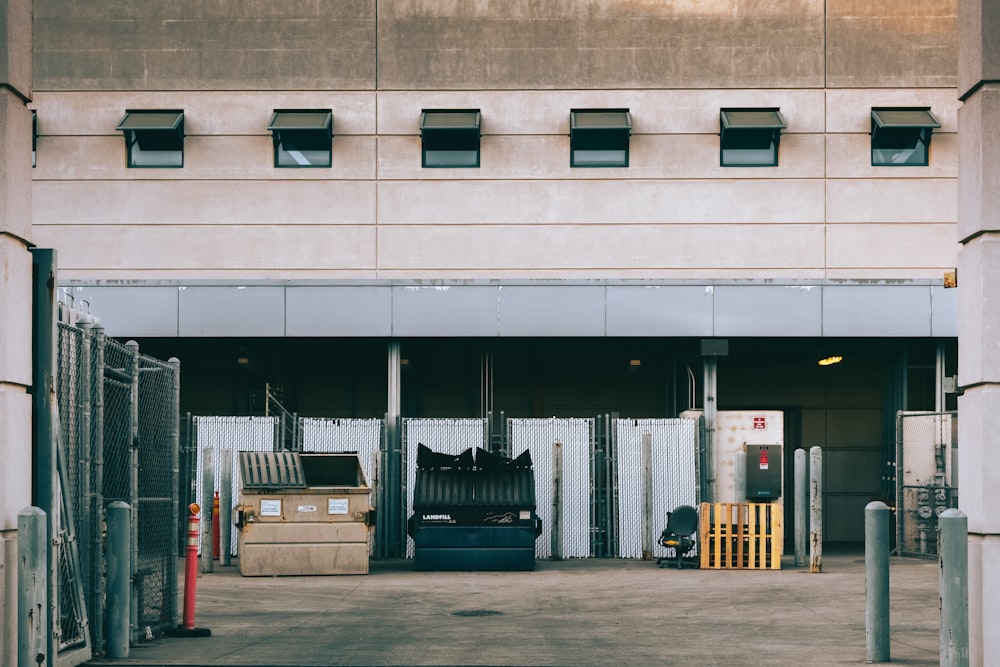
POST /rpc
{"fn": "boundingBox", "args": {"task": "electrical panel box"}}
[745,444,782,500]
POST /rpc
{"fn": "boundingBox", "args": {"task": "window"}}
[32,112,36,168]
[115,110,184,167]
[267,109,333,167]
[420,110,481,168]
[570,109,631,167]
[871,108,940,167]
[719,108,786,167]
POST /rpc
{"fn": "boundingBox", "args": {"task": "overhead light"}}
[818,355,843,366]
[629,359,642,367]
[237,356,250,365]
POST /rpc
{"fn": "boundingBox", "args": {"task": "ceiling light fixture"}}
[818,355,843,366]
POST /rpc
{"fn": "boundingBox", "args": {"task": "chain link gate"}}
[895,411,958,558]
[56,322,180,658]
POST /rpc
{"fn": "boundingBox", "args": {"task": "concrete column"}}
[0,0,34,665]
[957,3,1000,664]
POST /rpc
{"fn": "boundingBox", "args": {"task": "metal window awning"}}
[871,108,940,131]
[116,110,184,134]
[420,110,481,133]
[240,451,307,490]
[571,109,632,133]
[720,108,786,138]
[267,110,333,134]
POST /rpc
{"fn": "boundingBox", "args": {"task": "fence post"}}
[200,447,215,573]
[551,440,563,560]
[169,358,181,626]
[220,448,233,566]
[106,502,131,659]
[809,446,823,573]
[91,324,107,651]
[641,433,653,560]
[794,448,807,567]
[865,500,891,663]
[938,509,969,666]
[18,507,48,667]
[126,339,141,643]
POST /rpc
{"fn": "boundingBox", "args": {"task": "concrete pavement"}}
[86,550,942,666]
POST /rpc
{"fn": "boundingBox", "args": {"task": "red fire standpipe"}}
[165,504,212,637]
[212,491,220,560]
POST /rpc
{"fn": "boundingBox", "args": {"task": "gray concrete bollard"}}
[809,446,823,573]
[865,500,891,663]
[938,508,969,666]
[18,507,48,667]
[794,448,807,567]
[107,501,132,659]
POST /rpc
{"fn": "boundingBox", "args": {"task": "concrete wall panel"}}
[957,236,1000,385]
[0,0,32,96]
[957,387,1000,532]
[376,224,826,274]
[68,285,180,337]
[826,1,957,89]
[826,223,958,271]
[33,180,376,225]
[1,96,33,240]
[957,87,1000,240]
[825,134,958,179]
[31,225,378,275]
[825,88,959,133]
[0,242,35,384]
[0,388,31,530]
[378,180,826,226]
[826,179,956,224]
[34,1,377,91]
[958,0,1000,96]
[377,0,825,90]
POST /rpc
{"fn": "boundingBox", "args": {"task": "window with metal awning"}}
[870,107,940,167]
[570,109,631,167]
[719,108,786,167]
[420,109,481,168]
[115,110,185,168]
[267,109,333,168]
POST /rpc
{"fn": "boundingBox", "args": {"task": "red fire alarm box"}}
[745,444,782,500]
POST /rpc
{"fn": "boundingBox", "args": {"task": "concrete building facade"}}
[27,1,962,551]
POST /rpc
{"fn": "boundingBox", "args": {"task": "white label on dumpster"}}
[260,499,281,517]
[298,505,318,513]
[328,498,349,515]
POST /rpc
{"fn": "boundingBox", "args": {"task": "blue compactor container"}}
[408,445,542,571]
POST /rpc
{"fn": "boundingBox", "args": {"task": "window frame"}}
[32,111,37,168]
[719,108,786,167]
[570,109,632,168]
[115,110,185,168]
[870,107,940,167]
[267,109,334,168]
[419,109,482,168]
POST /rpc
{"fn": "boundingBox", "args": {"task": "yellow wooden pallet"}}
[699,502,783,570]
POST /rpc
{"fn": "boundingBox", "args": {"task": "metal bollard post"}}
[865,501,891,663]
[106,501,131,659]
[641,433,653,560]
[165,504,211,637]
[551,440,563,560]
[938,509,969,666]
[18,507,47,667]
[794,448,807,567]
[809,446,823,573]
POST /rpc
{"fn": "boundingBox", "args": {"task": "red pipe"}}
[182,503,200,630]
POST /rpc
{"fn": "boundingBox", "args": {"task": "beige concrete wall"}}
[31,85,959,281]
[1,0,33,661]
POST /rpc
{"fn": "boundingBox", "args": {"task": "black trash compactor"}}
[408,445,542,571]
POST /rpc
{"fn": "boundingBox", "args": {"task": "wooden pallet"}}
[699,502,783,570]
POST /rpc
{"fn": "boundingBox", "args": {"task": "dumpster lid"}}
[240,451,307,490]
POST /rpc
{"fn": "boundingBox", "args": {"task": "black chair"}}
[656,505,699,569]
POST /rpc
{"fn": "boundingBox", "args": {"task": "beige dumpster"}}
[236,451,373,576]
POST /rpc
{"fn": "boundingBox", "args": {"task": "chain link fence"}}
[56,321,180,658]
